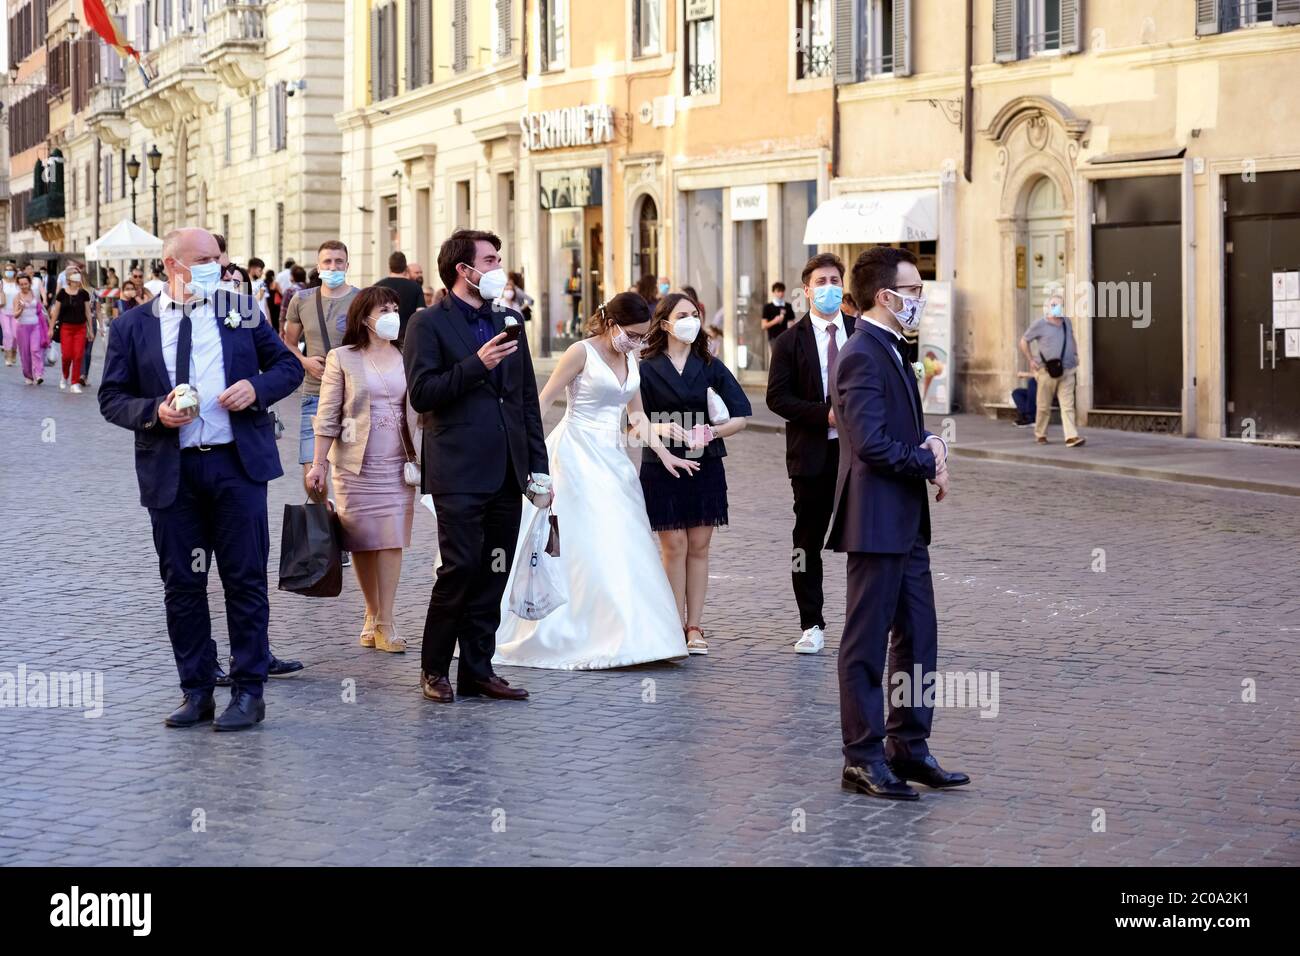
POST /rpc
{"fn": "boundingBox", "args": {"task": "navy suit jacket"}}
[402,294,548,496]
[826,318,938,555]
[98,291,305,509]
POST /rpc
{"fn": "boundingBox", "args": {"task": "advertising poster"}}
[920,280,953,415]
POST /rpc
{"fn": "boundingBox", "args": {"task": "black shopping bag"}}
[277,501,343,597]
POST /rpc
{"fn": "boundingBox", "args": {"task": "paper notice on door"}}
[1273,272,1288,300]
[1287,272,1300,300]
[1288,300,1300,329]
[1276,301,1290,330]
[1285,328,1300,359]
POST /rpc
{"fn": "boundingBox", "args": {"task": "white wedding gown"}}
[494,341,689,670]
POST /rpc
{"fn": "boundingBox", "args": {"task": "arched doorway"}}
[1024,175,1068,335]
[634,194,659,281]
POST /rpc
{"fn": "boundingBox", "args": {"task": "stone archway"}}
[984,96,1089,405]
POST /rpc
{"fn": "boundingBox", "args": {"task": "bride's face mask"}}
[610,324,648,355]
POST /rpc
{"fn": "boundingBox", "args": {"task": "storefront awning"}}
[803,189,939,245]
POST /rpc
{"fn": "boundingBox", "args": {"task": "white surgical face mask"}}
[372,310,401,341]
[469,266,507,300]
[671,316,702,343]
[884,289,926,331]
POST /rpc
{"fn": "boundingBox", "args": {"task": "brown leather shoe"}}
[460,674,529,700]
[421,671,454,703]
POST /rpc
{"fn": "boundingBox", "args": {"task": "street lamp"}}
[67,13,81,38]
[126,153,141,225]
[147,144,162,237]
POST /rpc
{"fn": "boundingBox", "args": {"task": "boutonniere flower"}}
[224,309,242,329]
[911,361,925,382]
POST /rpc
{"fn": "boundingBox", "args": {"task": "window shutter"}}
[833,0,858,83]
[389,4,400,95]
[633,0,642,56]
[454,0,468,72]
[993,0,1020,62]
[420,0,433,84]
[1059,0,1081,53]
[1195,0,1220,35]
[268,83,277,152]
[540,0,550,70]
[1275,0,1300,27]
[370,7,382,100]
[497,0,512,58]
[892,0,912,76]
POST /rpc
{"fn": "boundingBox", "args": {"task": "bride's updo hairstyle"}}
[585,291,651,337]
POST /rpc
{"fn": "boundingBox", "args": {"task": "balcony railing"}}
[203,4,267,50]
[797,41,834,79]
[27,191,66,225]
[88,83,125,117]
[686,62,716,96]
[156,31,207,76]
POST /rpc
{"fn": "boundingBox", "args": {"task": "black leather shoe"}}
[268,655,304,677]
[842,761,920,800]
[888,754,970,789]
[459,674,529,700]
[421,671,454,703]
[164,691,215,728]
[213,690,266,731]
[214,664,233,688]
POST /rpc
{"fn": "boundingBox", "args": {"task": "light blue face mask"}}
[320,269,347,289]
[812,284,843,316]
[185,260,222,297]
[657,282,671,296]
[1049,302,1064,318]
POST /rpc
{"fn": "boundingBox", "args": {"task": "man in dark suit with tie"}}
[827,246,968,799]
[99,228,305,731]
[403,230,550,704]
[766,252,855,656]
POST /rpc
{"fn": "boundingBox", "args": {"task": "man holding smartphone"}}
[403,230,551,705]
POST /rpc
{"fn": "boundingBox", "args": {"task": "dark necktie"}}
[825,322,839,400]
[175,310,193,386]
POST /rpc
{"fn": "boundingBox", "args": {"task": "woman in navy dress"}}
[637,291,751,655]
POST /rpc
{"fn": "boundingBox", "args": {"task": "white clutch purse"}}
[706,387,730,425]
[403,460,421,488]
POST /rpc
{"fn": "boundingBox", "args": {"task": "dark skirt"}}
[639,454,729,532]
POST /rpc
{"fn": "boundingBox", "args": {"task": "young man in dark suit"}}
[98,228,305,731]
[827,245,968,800]
[765,253,853,655]
[403,230,550,704]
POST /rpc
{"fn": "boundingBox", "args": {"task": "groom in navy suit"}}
[99,227,304,731]
[827,246,969,799]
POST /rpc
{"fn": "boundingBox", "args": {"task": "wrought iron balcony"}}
[201,4,267,93]
[123,31,220,134]
[797,41,834,79]
[686,63,716,96]
[86,82,131,147]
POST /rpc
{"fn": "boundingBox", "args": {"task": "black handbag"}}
[1043,319,1071,379]
[277,501,343,597]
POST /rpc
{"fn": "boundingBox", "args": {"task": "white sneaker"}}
[59,378,67,390]
[794,626,825,654]
[70,383,82,394]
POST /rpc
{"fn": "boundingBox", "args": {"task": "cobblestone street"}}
[1,358,1297,866]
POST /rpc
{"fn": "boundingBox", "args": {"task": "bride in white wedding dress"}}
[494,293,699,670]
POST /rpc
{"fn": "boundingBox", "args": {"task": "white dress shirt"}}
[809,309,847,440]
[158,292,234,448]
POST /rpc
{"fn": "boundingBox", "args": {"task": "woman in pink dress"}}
[306,287,418,652]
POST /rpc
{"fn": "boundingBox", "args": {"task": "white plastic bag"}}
[706,386,730,425]
[508,507,567,621]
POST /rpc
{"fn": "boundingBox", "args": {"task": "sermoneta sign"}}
[520,105,616,151]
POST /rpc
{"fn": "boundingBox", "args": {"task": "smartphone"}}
[500,322,523,343]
